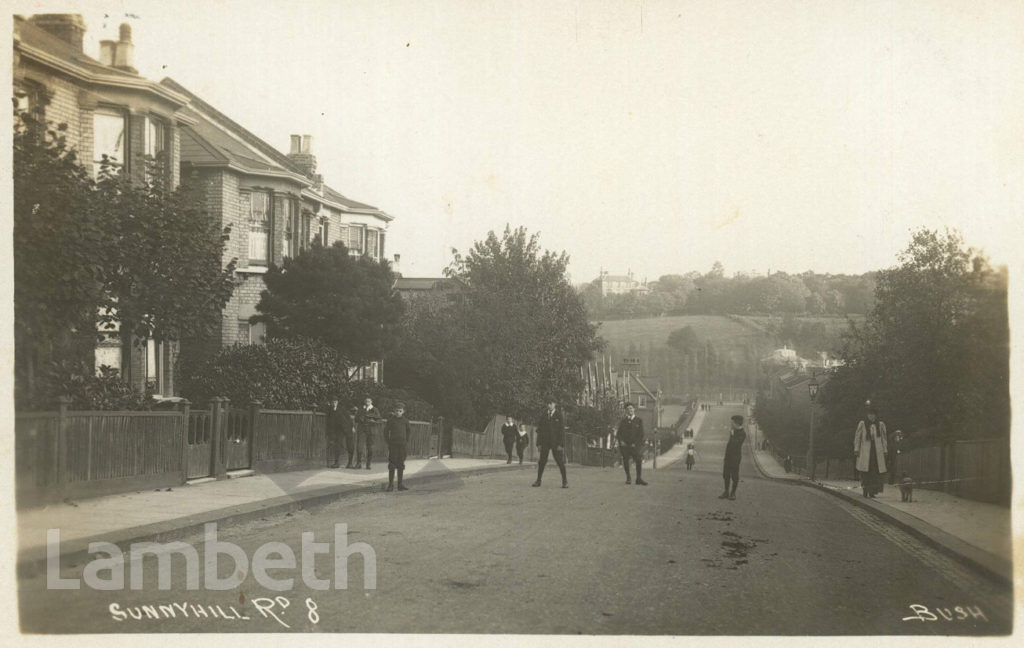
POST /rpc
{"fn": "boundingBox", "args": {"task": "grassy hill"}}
[593,315,763,350]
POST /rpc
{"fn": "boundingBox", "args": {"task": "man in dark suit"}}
[501,415,518,464]
[617,403,648,485]
[721,414,747,500]
[532,398,568,488]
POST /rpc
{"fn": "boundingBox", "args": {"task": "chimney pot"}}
[112,23,136,72]
[289,135,301,154]
[301,135,312,153]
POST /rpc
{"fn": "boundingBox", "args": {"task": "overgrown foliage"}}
[13,108,236,407]
[387,226,602,427]
[253,241,404,372]
[817,229,1008,448]
[181,337,433,418]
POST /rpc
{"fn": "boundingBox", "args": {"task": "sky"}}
[12,0,1024,283]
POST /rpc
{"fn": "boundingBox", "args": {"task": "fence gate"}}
[186,410,214,479]
[225,409,251,470]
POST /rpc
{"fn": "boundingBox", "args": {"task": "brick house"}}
[158,78,394,384]
[13,14,195,395]
[14,13,395,396]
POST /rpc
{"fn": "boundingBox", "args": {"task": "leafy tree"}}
[388,226,602,426]
[819,229,1009,445]
[253,241,404,373]
[14,109,236,406]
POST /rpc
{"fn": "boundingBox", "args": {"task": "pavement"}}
[747,433,1014,585]
[17,456,522,574]
[656,408,706,469]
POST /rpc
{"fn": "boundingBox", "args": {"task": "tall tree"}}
[14,109,237,406]
[820,229,1008,445]
[253,241,404,372]
[388,226,602,426]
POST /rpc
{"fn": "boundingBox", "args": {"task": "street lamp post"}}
[808,375,819,480]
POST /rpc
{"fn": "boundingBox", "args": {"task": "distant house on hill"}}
[597,270,650,296]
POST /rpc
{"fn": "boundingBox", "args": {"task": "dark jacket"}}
[535,407,566,449]
[357,406,382,433]
[384,416,411,447]
[724,425,746,466]
[325,405,345,437]
[501,423,518,442]
[617,416,644,446]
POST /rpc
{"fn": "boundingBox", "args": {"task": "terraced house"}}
[14,14,395,394]
[161,79,394,382]
[14,14,193,395]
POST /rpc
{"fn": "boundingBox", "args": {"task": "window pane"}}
[93,110,126,175]
[247,191,270,264]
[366,230,379,260]
[144,117,165,157]
[146,339,158,381]
[237,321,251,345]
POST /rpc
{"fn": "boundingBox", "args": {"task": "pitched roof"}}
[15,16,187,107]
[160,77,307,178]
[16,16,136,80]
[322,184,379,211]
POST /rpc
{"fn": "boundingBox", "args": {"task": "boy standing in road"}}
[720,414,746,500]
[532,398,568,488]
[385,402,411,491]
[617,403,648,485]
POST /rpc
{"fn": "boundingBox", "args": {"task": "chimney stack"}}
[29,14,86,52]
[99,40,116,65]
[286,133,317,179]
[112,23,137,73]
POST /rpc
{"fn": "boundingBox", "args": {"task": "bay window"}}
[246,191,270,266]
[93,108,126,177]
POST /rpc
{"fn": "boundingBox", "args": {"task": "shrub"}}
[23,361,150,411]
[181,337,435,419]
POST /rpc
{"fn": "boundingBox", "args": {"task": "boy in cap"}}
[720,414,746,500]
[385,402,411,491]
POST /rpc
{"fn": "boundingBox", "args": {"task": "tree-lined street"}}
[19,405,1011,635]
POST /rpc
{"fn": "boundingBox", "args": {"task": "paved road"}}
[20,405,1012,634]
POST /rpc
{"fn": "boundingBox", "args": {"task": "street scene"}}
[18,404,1013,634]
[7,0,1019,642]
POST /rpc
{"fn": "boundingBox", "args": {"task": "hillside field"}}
[593,315,761,350]
[593,314,860,350]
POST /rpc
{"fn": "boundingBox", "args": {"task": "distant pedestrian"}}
[783,455,792,473]
[384,402,411,491]
[532,398,568,488]
[515,424,530,464]
[854,406,888,498]
[501,416,518,464]
[324,396,345,469]
[720,414,746,500]
[617,403,647,485]
[356,397,382,470]
[685,443,695,470]
[342,406,358,468]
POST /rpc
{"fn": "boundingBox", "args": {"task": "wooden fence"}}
[16,397,442,507]
[766,437,1010,506]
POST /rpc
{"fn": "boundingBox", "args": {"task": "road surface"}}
[19,405,1012,634]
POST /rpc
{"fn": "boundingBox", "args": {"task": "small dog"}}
[899,472,914,502]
